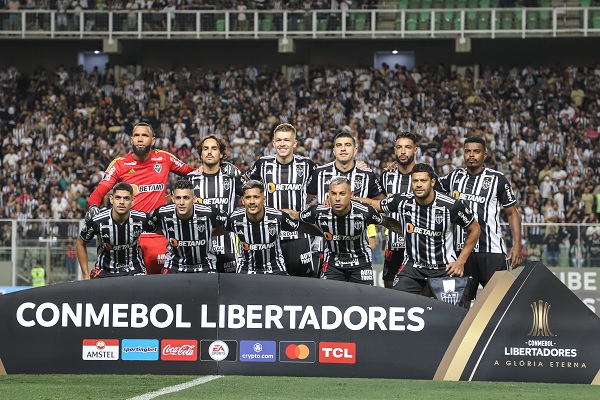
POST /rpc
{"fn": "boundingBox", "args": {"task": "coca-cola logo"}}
[162,344,196,356]
[160,340,198,361]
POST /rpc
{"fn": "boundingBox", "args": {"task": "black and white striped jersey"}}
[437,168,516,254]
[380,192,475,269]
[307,161,384,204]
[245,154,316,240]
[380,168,413,251]
[225,206,299,274]
[299,200,383,270]
[187,171,243,255]
[143,204,227,272]
[79,208,146,273]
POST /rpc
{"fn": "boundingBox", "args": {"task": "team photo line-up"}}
[79,121,522,302]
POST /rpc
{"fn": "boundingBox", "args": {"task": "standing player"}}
[245,123,317,277]
[292,177,403,285]
[143,179,227,274]
[379,132,418,288]
[225,180,322,275]
[362,164,480,294]
[77,182,146,279]
[438,136,522,301]
[87,123,196,275]
[307,132,384,204]
[188,135,243,273]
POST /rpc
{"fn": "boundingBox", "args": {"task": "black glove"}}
[85,205,101,223]
[221,162,241,178]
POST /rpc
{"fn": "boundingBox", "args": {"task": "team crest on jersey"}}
[268,225,277,236]
[223,177,231,191]
[353,176,363,190]
[296,165,304,177]
[198,224,205,233]
[482,177,492,190]
[354,219,363,230]
[154,164,162,173]
[435,214,444,225]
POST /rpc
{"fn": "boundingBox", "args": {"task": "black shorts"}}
[383,249,405,282]
[280,238,314,277]
[321,263,373,285]
[216,253,237,273]
[161,266,216,274]
[90,268,143,278]
[392,261,448,294]
[464,252,509,300]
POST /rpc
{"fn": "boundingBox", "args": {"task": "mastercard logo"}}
[286,344,310,360]
[279,341,316,363]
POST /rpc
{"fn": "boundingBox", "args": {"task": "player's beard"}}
[396,154,415,166]
[133,144,152,158]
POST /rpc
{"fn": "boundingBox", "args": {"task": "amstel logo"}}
[527,300,555,337]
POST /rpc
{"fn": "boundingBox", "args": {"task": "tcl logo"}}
[160,340,198,361]
[319,342,356,364]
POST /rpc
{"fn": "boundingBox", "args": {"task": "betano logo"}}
[528,300,555,337]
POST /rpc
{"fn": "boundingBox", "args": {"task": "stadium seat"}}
[514,10,523,29]
[441,11,453,30]
[539,10,550,29]
[421,0,433,9]
[478,11,491,30]
[455,0,467,8]
[355,14,367,31]
[408,0,420,9]
[479,0,491,8]
[419,11,431,30]
[395,18,403,30]
[318,18,328,31]
[467,0,478,9]
[407,12,418,30]
[593,11,600,28]
[501,11,512,30]
[397,0,409,9]
[261,14,273,31]
[581,0,591,7]
[466,11,477,30]
[527,11,539,30]
[540,0,551,6]
[216,18,225,31]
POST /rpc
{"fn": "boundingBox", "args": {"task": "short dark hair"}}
[197,134,228,159]
[464,135,486,148]
[132,122,155,137]
[113,182,134,195]
[333,131,356,146]
[395,132,417,144]
[411,163,436,179]
[242,179,264,194]
[173,178,194,192]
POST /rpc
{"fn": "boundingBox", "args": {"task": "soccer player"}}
[87,123,196,275]
[437,136,522,301]
[307,132,384,204]
[143,179,227,274]
[362,164,480,294]
[188,135,243,273]
[379,132,418,288]
[246,123,317,277]
[77,182,147,279]
[290,177,403,285]
[225,180,321,275]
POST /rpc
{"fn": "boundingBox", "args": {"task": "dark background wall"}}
[0,37,598,73]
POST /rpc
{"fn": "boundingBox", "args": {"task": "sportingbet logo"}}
[121,339,159,361]
[160,339,197,361]
[82,339,119,360]
[319,342,356,364]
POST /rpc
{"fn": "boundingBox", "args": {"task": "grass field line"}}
[127,375,223,400]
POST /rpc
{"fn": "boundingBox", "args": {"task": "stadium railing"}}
[0,219,598,287]
[0,7,599,39]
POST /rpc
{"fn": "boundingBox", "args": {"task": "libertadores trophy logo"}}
[527,300,555,337]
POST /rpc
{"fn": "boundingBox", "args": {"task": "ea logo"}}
[208,340,229,361]
[406,223,414,233]
[170,238,179,247]
[285,344,310,360]
[268,183,276,193]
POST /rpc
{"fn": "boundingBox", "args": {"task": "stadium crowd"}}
[1,60,600,266]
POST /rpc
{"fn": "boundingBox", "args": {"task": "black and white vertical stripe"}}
[79,208,146,273]
[307,161,384,204]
